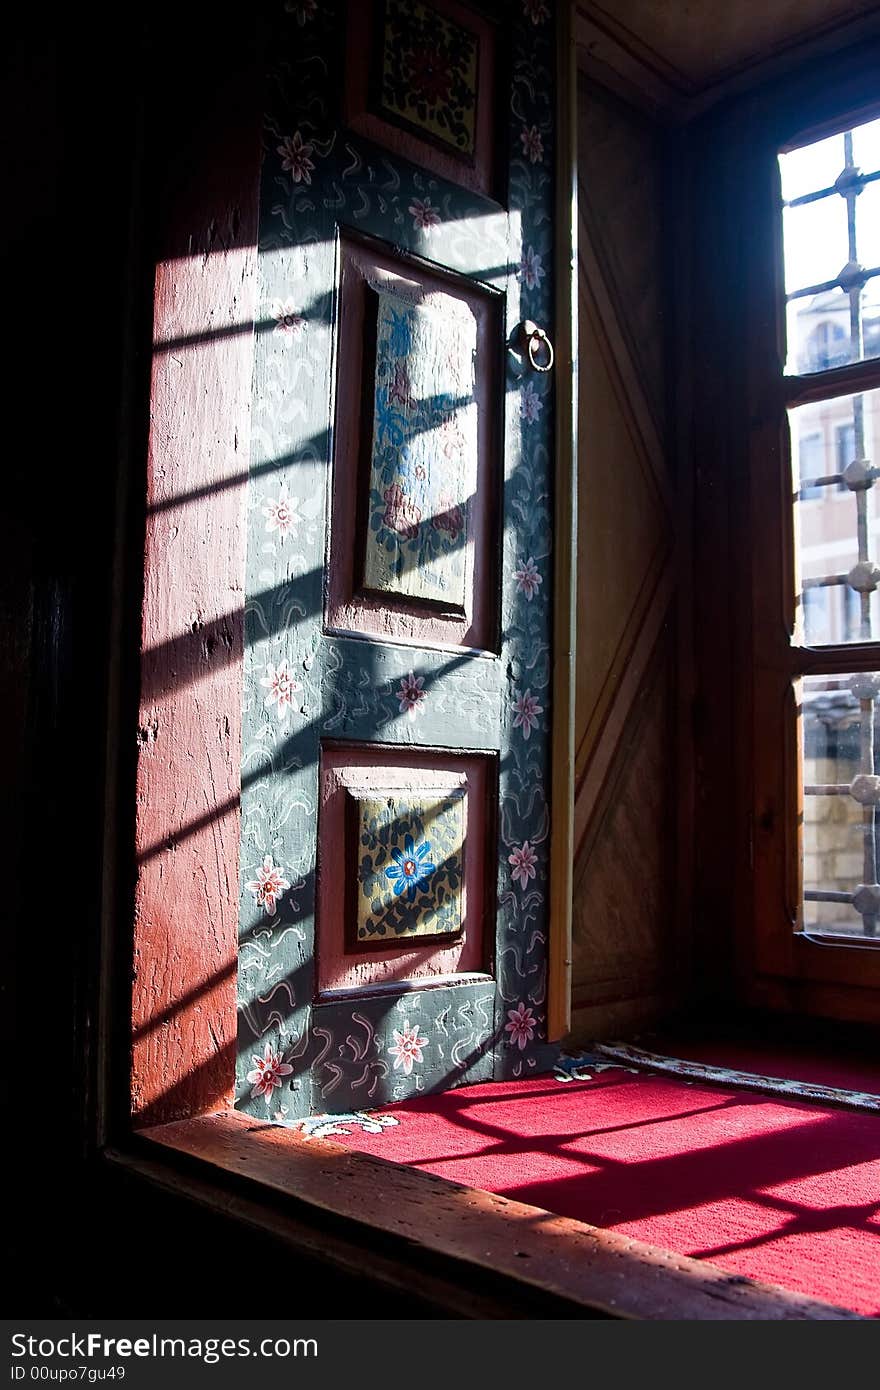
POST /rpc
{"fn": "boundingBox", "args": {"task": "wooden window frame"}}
[702,42,880,1023]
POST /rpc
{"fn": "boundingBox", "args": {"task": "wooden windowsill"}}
[115,1108,861,1320]
[800,930,880,951]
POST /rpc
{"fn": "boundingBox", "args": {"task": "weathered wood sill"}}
[108,1109,862,1320]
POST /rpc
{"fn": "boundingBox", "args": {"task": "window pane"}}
[799,431,824,499]
[780,114,880,375]
[852,115,880,178]
[782,196,849,296]
[780,131,846,203]
[790,387,880,645]
[802,672,880,940]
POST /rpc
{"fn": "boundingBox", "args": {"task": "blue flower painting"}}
[385,833,436,901]
[355,792,464,942]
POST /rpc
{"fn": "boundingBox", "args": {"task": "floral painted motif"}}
[385,833,436,902]
[408,46,453,106]
[520,381,544,424]
[284,0,317,23]
[508,839,538,888]
[246,1043,293,1102]
[519,124,544,164]
[438,412,466,459]
[512,689,544,740]
[431,493,464,543]
[278,131,315,184]
[523,0,550,25]
[514,556,542,601]
[246,854,291,916]
[264,491,303,540]
[505,1002,537,1050]
[260,658,302,720]
[518,245,546,290]
[408,197,442,232]
[357,795,462,942]
[388,1020,428,1075]
[382,482,422,539]
[380,0,478,156]
[553,1053,641,1084]
[297,1110,400,1138]
[389,360,415,407]
[397,671,426,718]
[270,297,305,334]
[387,306,414,357]
[363,290,476,608]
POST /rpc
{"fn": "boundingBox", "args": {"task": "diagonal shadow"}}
[138,641,487,865]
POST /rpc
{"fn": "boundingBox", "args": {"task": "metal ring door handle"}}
[516,319,554,372]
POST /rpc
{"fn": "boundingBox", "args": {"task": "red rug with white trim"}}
[324,1065,880,1316]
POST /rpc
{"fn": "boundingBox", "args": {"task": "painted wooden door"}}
[237,0,559,1124]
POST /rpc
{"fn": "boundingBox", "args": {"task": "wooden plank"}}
[141,1110,862,1320]
[571,638,676,1024]
[750,973,880,1025]
[102,1145,575,1319]
[548,0,579,1041]
[573,566,674,856]
[575,2,880,122]
[130,38,261,1125]
[574,7,692,122]
[572,228,674,796]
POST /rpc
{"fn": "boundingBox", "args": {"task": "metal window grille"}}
[785,124,880,937]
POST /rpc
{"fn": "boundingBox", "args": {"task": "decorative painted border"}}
[556,1043,880,1114]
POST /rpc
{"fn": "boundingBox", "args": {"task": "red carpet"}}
[328,1070,880,1315]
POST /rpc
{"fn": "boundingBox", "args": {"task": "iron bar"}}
[786,264,880,303]
[801,574,848,589]
[799,467,880,492]
[784,167,880,208]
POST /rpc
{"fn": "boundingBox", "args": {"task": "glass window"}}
[798,430,824,499]
[801,672,880,940]
[790,387,880,645]
[835,420,856,490]
[781,115,880,376]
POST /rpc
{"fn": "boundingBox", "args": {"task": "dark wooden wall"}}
[3,5,142,1307]
[567,75,692,1044]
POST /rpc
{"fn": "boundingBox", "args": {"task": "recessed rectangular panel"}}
[377,0,479,158]
[317,745,494,996]
[343,0,500,198]
[352,786,465,944]
[327,233,500,650]
[362,288,477,610]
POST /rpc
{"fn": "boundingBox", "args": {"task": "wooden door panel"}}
[319,637,502,744]
[567,78,681,1045]
[328,231,501,649]
[343,0,502,198]
[316,744,493,992]
[236,0,558,1122]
